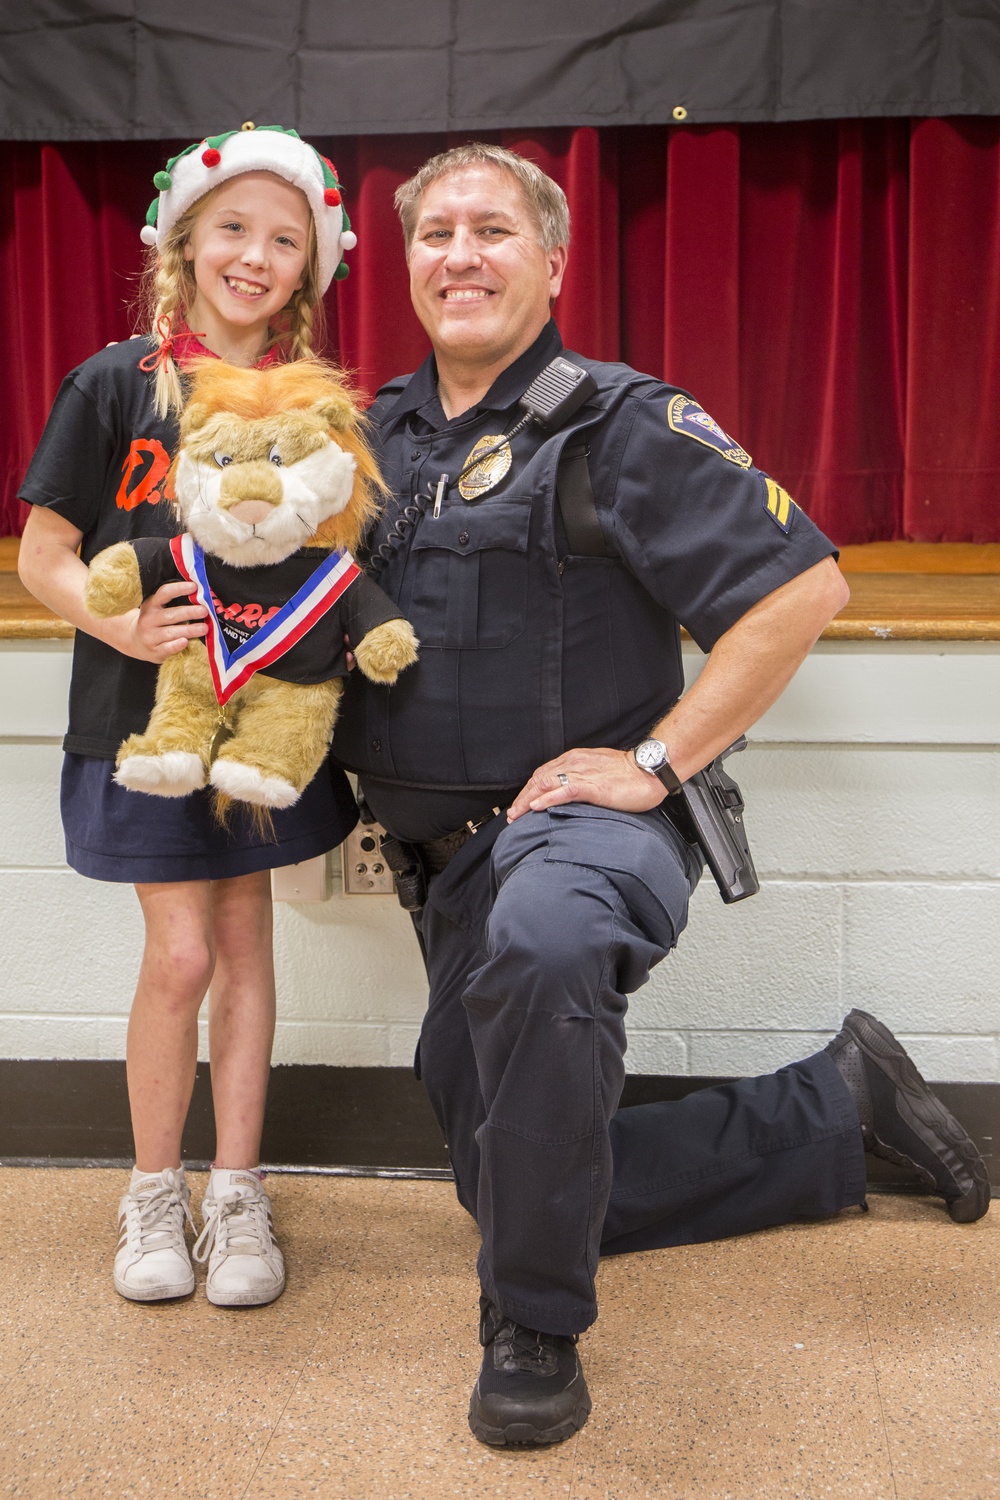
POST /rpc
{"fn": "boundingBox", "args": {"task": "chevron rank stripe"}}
[761,475,796,533]
[170,534,360,706]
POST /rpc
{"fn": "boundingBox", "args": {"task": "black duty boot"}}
[827,1008,990,1223]
[468,1295,592,1447]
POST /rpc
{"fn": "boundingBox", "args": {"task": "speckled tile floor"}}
[0,1171,995,1500]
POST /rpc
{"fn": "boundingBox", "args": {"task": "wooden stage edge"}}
[3,538,1000,643]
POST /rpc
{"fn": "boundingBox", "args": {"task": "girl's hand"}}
[104,581,209,663]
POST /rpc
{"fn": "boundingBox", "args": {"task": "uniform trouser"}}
[411,802,868,1337]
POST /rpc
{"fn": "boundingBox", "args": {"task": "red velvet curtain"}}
[2,120,998,542]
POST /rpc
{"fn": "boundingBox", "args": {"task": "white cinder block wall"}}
[2,637,998,1083]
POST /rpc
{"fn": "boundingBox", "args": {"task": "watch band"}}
[652,759,683,795]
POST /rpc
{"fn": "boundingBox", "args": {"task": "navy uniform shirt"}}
[333,321,836,843]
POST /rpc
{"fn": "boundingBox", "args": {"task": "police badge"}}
[458,435,512,500]
[666,394,752,468]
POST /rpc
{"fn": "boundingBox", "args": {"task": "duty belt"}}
[370,806,503,911]
[417,807,503,874]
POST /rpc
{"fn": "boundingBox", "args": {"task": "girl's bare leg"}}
[128,871,275,1170]
[207,870,276,1168]
[128,880,217,1172]
[196,871,284,1308]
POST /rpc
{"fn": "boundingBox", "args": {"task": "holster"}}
[377,833,429,913]
[661,738,760,904]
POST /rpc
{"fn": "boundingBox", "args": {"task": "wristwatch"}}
[631,737,683,795]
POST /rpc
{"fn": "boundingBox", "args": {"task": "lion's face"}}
[170,360,383,567]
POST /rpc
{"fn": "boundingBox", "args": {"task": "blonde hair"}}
[394,143,571,256]
[138,183,326,417]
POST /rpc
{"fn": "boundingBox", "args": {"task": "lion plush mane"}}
[170,357,385,560]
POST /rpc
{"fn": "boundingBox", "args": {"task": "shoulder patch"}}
[666,394,752,468]
[758,473,797,533]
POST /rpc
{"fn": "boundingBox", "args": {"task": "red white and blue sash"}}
[170,533,360,706]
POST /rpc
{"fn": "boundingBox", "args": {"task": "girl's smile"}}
[224,275,268,298]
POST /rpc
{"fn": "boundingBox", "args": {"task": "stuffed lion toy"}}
[84,359,418,809]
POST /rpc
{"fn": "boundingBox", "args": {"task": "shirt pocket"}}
[408,497,533,649]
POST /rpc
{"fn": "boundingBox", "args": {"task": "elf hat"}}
[140,123,357,292]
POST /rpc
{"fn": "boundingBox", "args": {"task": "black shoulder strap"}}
[556,436,613,558]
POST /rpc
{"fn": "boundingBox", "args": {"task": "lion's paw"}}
[115,752,206,797]
[354,619,419,684]
[210,759,300,809]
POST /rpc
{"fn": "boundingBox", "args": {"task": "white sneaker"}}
[114,1166,195,1301]
[193,1168,285,1307]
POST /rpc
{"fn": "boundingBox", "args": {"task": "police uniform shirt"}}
[334,321,837,843]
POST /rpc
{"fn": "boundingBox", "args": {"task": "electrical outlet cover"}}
[342,822,395,895]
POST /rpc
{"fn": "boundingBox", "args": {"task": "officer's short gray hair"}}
[394,143,571,255]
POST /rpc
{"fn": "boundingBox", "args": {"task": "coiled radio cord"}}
[366,487,433,580]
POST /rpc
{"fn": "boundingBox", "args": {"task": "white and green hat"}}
[140,123,357,292]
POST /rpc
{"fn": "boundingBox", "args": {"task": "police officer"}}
[333,144,989,1448]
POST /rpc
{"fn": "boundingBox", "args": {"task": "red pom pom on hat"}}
[324,187,342,207]
[202,147,222,167]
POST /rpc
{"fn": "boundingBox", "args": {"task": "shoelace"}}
[192,1188,272,1264]
[481,1308,578,1373]
[121,1171,195,1253]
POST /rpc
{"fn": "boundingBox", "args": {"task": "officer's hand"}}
[507,747,667,822]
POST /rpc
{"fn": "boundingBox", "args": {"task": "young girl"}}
[18,125,362,1307]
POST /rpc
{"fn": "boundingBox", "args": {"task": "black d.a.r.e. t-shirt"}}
[18,338,180,759]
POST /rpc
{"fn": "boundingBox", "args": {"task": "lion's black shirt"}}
[132,538,406,687]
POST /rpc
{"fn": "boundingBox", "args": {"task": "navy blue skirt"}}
[62,753,358,884]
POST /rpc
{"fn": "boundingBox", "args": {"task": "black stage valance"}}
[1,0,998,141]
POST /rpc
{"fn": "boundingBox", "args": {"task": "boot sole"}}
[468,1388,592,1447]
[844,1009,991,1223]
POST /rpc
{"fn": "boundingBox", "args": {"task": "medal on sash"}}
[169,534,360,711]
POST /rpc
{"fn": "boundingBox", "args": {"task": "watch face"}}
[634,739,667,773]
